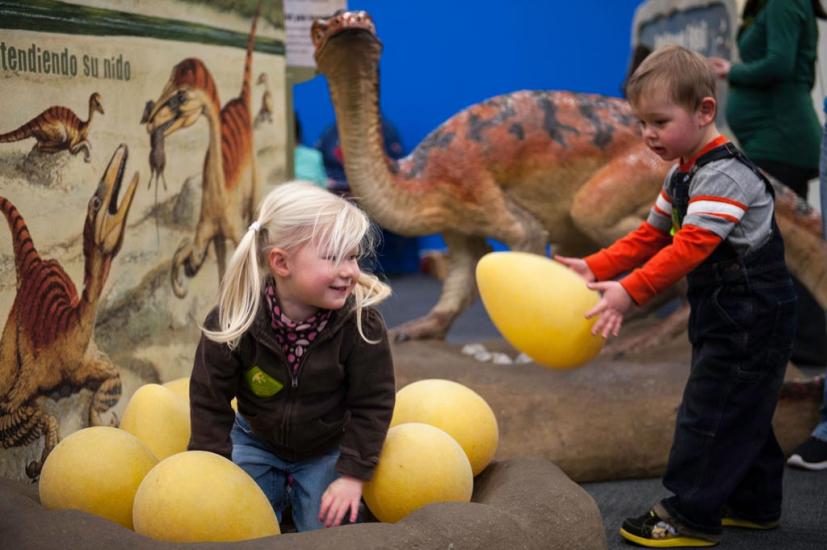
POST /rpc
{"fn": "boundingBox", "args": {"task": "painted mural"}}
[0,0,287,481]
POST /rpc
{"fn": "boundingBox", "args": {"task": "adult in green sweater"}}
[710,0,827,369]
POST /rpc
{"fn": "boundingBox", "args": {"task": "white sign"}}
[285,0,346,68]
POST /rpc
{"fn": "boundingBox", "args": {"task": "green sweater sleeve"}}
[729,0,805,86]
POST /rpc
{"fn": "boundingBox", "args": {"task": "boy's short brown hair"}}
[625,44,716,110]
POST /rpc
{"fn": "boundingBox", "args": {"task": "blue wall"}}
[294,0,645,149]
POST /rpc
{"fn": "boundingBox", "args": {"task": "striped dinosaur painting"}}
[143,9,260,298]
[0,145,138,480]
[0,92,104,163]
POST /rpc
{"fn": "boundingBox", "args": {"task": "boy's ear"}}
[268,248,291,277]
[697,96,717,125]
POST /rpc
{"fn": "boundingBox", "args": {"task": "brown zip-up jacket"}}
[188,295,395,481]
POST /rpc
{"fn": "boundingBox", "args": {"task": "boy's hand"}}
[319,475,364,527]
[585,281,633,338]
[554,255,596,283]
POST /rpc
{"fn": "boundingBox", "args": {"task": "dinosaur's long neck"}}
[83,103,96,130]
[323,49,418,232]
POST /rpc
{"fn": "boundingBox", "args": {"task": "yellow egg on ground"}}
[39,426,158,529]
[162,377,238,411]
[476,251,604,369]
[162,377,190,404]
[391,379,498,476]
[363,422,473,523]
[132,450,279,542]
[121,383,190,460]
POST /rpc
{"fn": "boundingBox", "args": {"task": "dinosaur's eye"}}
[90,196,102,211]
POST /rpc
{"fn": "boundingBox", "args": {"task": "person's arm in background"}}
[709,0,805,84]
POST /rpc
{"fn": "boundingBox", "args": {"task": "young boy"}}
[557,45,797,547]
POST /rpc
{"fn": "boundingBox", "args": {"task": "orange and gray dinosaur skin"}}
[313,11,670,340]
[313,11,827,342]
[144,10,260,298]
[0,92,104,163]
[0,145,138,480]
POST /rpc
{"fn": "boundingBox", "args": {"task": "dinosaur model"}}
[0,92,104,163]
[144,11,260,298]
[312,11,827,343]
[0,144,139,479]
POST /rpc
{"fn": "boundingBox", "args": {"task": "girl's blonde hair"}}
[203,181,391,349]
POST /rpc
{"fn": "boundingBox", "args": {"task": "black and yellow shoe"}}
[619,508,720,548]
[721,508,779,530]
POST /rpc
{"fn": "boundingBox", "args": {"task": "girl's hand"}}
[554,255,596,283]
[319,475,364,527]
[585,281,633,338]
[707,57,731,79]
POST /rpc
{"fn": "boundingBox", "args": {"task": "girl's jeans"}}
[231,413,341,532]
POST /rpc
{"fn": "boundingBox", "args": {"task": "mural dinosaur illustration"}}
[254,72,274,128]
[313,11,827,343]
[0,144,139,480]
[144,11,260,298]
[0,92,104,163]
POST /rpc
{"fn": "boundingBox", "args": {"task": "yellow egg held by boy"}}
[363,422,473,523]
[38,426,158,529]
[476,251,604,369]
[391,379,498,476]
[132,451,280,542]
[120,383,191,460]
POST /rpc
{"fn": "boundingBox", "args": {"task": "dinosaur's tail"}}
[239,3,261,111]
[776,211,827,308]
[0,196,40,283]
[0,120,36,143]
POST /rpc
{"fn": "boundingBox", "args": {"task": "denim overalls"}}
[659,144,798,534]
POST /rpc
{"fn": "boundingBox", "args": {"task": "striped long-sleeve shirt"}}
[585,137,775,305]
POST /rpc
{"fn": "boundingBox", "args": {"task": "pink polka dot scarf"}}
[264,280,331,374]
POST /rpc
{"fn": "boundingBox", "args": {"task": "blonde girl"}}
[188,181,395,531]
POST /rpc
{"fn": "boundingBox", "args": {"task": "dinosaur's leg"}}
[569,145,665,247]
[391,232,490,341]
[0,405,59,480]
[214,235,227,284]
[775,210,827,308]
[70,347,121,427]
[70,140,92,163]
[171,219,217,298]
[488,195,549,255]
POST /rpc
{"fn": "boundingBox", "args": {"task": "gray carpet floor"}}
[380,274,827,550]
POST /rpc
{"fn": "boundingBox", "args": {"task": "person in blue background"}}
[316,118,404,194]
[293,112,328,188]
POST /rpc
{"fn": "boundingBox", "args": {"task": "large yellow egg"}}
[132,451,280,542]
[121,383,190,460]
[363,423,473,523]
[476,251,604,369]
[162,377,190,404]
[163,376,237,411]
[391,379,498,476]
[39,426,158,529]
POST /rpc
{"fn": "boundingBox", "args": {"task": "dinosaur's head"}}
[89,92,104,115]
[312,11,382,74]
[82,144,139,291]
[145,58,217,137]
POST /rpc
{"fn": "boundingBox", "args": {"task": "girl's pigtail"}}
[353,271,391,343]
[202,222,264,349]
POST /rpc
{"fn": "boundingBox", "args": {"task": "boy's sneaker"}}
[620,505,719,547]
[787,437,827,471]
[720,507,779,530]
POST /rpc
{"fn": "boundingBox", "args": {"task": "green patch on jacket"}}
[244,366,283,398]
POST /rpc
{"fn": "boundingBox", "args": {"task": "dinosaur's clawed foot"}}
[25,460,42,481]
[390,313,452,342]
